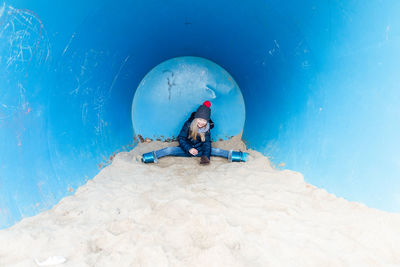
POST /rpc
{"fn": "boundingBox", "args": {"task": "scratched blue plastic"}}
[1,0,400,229]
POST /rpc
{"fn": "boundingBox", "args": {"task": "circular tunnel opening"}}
[131,56,246,142]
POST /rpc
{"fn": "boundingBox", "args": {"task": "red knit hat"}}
[195,101,212,120]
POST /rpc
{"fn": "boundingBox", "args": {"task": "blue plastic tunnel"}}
[1,0,400,229]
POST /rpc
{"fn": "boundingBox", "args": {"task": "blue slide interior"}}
[132,56,245,142]
[1,0,400,228]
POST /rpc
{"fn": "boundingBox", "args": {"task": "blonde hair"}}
[189,118,206,142]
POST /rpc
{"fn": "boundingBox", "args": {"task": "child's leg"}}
[154,146,189,159]
[210,147,248,162]
[210,147,230,158]
[142,146,189,163]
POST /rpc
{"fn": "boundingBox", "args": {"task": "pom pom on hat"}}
[203,101,211,108]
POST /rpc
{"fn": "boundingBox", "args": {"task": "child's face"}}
[197,118,207,128]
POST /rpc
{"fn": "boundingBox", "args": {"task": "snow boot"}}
[141,151,157,163]
[229,150,248,162]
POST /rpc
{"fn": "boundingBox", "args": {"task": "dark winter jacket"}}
[178,112,214,159]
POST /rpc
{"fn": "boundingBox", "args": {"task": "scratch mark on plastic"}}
[17,82,30,112]
[81,102,88,124]
[205,84,217,99]
[268,39,281,56]
[0,3,5,18]
[109,55,130,94]
[0,5,51,71]
[162,70,176,101]
[386,25,390,41]
[62,32,76,56]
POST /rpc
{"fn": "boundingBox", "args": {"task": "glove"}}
[200,156,210,165]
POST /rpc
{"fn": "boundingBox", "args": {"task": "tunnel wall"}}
[131,56,246,142]
[1,0,400,228]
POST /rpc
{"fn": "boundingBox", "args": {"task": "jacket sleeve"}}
[201,131,212,159]
[178,121,193,153]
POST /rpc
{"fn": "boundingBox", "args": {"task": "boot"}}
[228,151,248,162]
[200,156,210,165]
[141,151,157,163]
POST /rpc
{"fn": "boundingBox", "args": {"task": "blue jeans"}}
[154,146,230,160]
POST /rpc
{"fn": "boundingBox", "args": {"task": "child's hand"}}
[189,148,198,156]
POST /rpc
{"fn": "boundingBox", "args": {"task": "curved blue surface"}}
[1,0,400,228]
[132,56,245,141]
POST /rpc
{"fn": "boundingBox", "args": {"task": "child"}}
[141,101,247,165]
